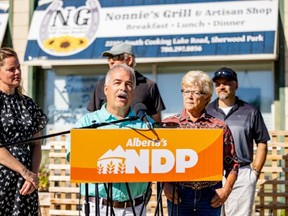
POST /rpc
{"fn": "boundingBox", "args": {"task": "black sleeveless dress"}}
[0,91,48,215]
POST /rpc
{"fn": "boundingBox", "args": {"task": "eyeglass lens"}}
[181,90,204,97]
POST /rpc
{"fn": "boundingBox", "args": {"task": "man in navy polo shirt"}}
[206,67,270,216]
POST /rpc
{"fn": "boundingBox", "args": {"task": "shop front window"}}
[44,70,104,131]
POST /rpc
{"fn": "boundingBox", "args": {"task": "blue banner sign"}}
[24,0,278,64]
[0,2,9,46]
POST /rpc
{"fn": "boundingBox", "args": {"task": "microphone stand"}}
[84,184,90,216]
[0,116,139,148]
[81,115,156,216]
[0,116,141,216]
[76,116,139,216]
[77,116,139,216]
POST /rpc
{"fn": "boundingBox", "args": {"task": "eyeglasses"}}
[107,54,125,61]
[181,89,205,98]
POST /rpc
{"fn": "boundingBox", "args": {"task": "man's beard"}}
[218,92,228,100]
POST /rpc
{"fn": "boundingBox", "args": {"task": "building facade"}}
[1,0,286,132]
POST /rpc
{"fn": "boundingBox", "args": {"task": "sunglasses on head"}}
[214,70,237,81]
[214,70,234,77]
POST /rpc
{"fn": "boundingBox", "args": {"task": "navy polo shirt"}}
[207,97,270,164]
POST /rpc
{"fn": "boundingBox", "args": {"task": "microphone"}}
[133,103,153,130]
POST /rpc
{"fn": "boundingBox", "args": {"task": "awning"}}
[24,0,279,66]
[0,2,9,47]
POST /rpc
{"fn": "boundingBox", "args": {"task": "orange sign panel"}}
[70,129,223,183]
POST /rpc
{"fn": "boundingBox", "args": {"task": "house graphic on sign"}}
[97,145,127,174]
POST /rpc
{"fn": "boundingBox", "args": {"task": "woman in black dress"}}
[0,47,48,215]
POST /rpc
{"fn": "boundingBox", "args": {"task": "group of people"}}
[0,43,269,216]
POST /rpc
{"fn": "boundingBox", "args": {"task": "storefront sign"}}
[24,0,278,64]
[70,129,223,183]
[0,2,9,46]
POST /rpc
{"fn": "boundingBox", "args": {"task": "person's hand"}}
[20,167,39,190]
[163,183,181,204]
[252,167,261,179]
[19,180,37,195]
[210,187,231,208]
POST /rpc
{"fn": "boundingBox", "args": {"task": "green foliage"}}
[38,162,49,192]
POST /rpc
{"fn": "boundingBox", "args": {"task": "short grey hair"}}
[105,64,136,89]
[182,70,214,96]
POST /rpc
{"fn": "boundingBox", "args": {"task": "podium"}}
[70,128,223,215]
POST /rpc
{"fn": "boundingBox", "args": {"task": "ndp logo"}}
[97,138,198,175]
[70,129,223,183]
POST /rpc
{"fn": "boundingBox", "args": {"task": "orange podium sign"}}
[70,128,223,183]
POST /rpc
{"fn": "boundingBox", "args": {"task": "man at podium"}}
[66,64,153,216]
